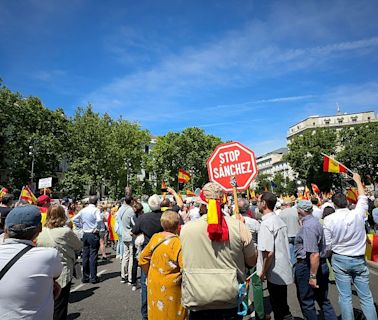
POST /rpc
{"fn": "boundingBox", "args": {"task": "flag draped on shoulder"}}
[322,155,348,173]
[20,186,37,204]
[178,169,190,184]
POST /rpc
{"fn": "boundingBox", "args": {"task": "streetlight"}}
[29,145,35,191]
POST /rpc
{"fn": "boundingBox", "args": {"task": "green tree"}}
[106,118,151,198]
[0,84,70,191]
[150,127,222,191]
[61,105,112,198]
[337,123,378,186]
[285,128,339,192]
[271,172,286,195]
[255,173,271,193]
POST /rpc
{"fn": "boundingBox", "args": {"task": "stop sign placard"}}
[207,141,258,192]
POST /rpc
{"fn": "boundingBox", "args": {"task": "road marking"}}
[70,269,107,293]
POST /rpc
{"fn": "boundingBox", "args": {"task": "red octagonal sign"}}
[207,141,258,192]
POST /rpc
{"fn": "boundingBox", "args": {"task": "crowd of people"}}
[0,172,378,320]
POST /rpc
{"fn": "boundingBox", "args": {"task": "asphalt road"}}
[68,250,378,320]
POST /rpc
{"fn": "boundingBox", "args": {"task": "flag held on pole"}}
[20,186,37,204]
[178,169,191,184]
[322,154,348,173]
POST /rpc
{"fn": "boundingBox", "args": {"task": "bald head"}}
[89,196,98,205]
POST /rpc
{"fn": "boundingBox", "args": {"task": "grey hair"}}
[238,198,250,214]
[148,194,161,211]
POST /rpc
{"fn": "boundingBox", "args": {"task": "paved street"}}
[68,250,378,320]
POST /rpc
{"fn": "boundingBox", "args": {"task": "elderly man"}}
[295,200,337,320]
[257,191,294,320]
[239,197,260,243]
[0,206,62,319]
[324,173,377,320]
[73,195,102,284]
[280,198,300,265]
[118,194,136,284]
[180,183,257,320]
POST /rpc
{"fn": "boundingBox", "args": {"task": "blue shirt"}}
[295,214,327,260]
[73,204,102,233]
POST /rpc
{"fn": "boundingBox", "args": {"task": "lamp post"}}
[29,145,36,192]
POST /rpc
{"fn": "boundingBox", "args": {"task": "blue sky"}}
[1,0,378,156]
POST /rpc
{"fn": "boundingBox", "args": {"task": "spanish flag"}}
[161,180,167,192]
[0,187,8,197]
[323,155,348,173]
[178,169,190,184]
[304,186,310,200]
[311,183,320,194]
[20,186,37,204]
[346,187,358,204]
[186,189,196,197]
[366,234,378,262]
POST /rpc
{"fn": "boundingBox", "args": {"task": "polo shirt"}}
[0,239,62,320]
[257,212,293,285]
[295,215,326,260]
[323,195,368,256]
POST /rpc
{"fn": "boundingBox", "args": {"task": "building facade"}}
[256,147,294,180]
[287,110,377,141]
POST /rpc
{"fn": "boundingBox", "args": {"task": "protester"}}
[98,204,108,261]
[0,205,62,319]
[280,198,300,265]
[37,194,51,225]
[0,193,14,234]
[118,193,136,284]
[180,182,257,320]
[73,195,102,284]
[238,197,260,243]
[372,198,378,231]
[139,210,187,320]
[132,194,163,320]
[257,191,294,320]
[141,195,151,214]
[310,197,322,220]
[37,204,82,320]
[130,200,144,290]
[324,173,377,320]
[295,200,337,320]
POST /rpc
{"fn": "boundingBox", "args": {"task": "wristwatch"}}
[310,273,317,279]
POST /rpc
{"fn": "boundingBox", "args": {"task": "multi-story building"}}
[256,147,294,180]
[287,109,377,141]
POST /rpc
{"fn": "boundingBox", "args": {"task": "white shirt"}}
[0,239,62,320]
[323,196,368,256]
[257,212,293,285]
[73,204,102,233]
[312,205,323,220]
[188,207,200,221]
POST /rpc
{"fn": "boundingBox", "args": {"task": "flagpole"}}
[321,153,354,175]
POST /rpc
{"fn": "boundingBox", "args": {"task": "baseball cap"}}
[5,205,41,231]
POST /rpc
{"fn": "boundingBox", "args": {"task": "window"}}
[145,145,149,153]
[313,122,315,126]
